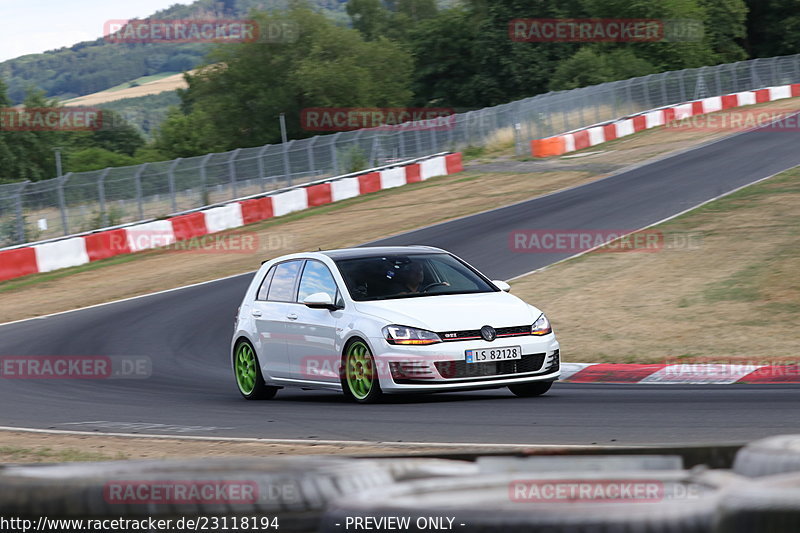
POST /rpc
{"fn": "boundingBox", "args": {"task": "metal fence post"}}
[97,168,111,227]
[256,144,269,185]
[678,70,687,102]
[695,66,708,100]
[750,58,760,88]
[57,173,70,235]
[97,172,108,224]
[368,134,380,167]
[133,164,147,220]
[15,181,29,244]
[227,150,240,200]
[198,153,212,201]
[168,158,181,212]
[398,129,406,158]
[625,79,634,114]
[331,132,342,175]
[282,141,294,186]
[447,114,455,151]
[771,56,779,84]
[307,137,317,175]
[609,84,618,120]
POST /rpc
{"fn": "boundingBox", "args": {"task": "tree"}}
[346,0,391,41]
[697,0,748,62]
[744,0,800,57]
[549,47,657,91]
[347,0,438,41]
[0,82,145,182]
[155,7,414,156]
[65,147,138,172]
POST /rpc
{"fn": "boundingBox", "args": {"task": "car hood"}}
[352,291,541,332]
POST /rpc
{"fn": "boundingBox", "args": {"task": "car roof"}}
[319,245,446,260]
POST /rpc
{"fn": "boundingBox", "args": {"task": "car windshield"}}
[335,253,497,301]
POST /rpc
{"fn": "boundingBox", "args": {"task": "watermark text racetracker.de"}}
[301,107,456,132]
[509,229,703,254]
[509,479,702,502]
[0,356,151,379]
[666,108,800,132]
[104,19,299,44]
[123,229,294,254]
[509,18,703,42]
[0,107,102,131]
[661,356,800,378]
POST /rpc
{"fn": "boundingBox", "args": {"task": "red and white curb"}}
[532,84,800,157]
[0,153,463,282]
[560,363,800,384]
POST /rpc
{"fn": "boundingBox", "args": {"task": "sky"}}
[0,0,193,62]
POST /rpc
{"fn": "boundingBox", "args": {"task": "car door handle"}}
[251,310,262,317]
[286,313,298,320]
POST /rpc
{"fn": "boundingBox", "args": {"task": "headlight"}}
[531,313,552,336]
[383,325,442,345]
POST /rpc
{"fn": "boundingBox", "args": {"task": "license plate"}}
[465,346,522,363]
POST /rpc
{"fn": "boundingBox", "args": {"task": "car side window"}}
[256,266,276,301]
[297,261,339,303]
[267,260,302,302]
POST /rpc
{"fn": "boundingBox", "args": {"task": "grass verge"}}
[511,166,800,363]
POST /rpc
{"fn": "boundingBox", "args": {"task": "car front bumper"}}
[370,334,560,393]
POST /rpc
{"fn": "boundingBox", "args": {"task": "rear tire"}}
[234,339,278,400]
[508,380,553,397]
[341,339,383,404]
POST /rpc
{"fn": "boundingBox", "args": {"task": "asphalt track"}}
[1,122,799,446]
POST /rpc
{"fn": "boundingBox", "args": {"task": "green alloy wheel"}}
[234,340,278,400]
[342,340,383,403]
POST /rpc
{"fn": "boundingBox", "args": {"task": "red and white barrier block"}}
[532,84,800,157]
[560,362,800,384]
[0,153,464,282]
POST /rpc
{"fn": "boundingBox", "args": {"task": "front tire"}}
[341,339,383,404]
[234,340,278,400]
[508,381,553,397]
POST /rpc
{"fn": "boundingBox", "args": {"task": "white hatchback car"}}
[232,246,560,403]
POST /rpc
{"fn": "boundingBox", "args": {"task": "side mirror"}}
[303,292,340,310]
[492,280,511,292]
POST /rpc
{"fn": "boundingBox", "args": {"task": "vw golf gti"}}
[232,246,560,403]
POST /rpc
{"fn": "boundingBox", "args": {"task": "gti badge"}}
[480,325,496,342]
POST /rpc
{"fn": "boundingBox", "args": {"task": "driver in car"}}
[394,261,449,295]
[398,261,425,293]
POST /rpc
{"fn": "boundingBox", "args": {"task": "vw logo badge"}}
[480,325,496,342]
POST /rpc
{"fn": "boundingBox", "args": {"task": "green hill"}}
[0,0,349,104]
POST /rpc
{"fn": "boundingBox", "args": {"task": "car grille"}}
[434,353,547,379]
[438,325,531,342]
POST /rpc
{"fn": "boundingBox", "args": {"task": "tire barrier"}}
[5,446,800,532]
[733,435,800,478]
[715,472,800,533]
[321,469,743,533]
[0,457,394,533]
